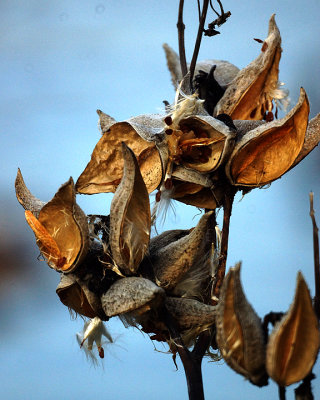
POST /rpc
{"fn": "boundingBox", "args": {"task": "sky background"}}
[1,1,320,399]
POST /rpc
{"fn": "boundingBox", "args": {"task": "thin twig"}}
[189,0,210,87]
[211,188,236,304]
[177,0,188,77]
[309,192,320,320]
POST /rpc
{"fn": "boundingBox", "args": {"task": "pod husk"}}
[226,88,309,187]
[266,272,320,387]
[215,15,287,120]
[76,114,164,194]
[101,277,165,317]
[109,143,151,275]
[15,168,45,216]
[216,263,268,386]
[25,178,89,272]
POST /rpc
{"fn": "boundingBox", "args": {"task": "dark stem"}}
[161,307,206,400]
[189,0,210,86]
[177,0,188,77]
[278,385,286,400]
[211,188,235,304]
[309,192,320,320]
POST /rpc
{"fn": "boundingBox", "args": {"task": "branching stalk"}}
[177,0,188,77]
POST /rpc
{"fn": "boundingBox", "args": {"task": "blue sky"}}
[1,1,320,399]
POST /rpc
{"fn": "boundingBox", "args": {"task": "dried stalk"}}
[309,192,320,320]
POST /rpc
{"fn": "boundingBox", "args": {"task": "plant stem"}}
[177,0,188,77]
[309,192,320,320]
[279,385,286,400]
[189,0,210,86]
[211,188,235,304]
[162,307,206,400]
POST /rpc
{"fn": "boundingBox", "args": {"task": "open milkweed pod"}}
[266,272,320,387]
[56,274,107,320]
[76,114,164,194]
[215,15,288,120]
[150,212,213,290]
[226,88,309,187]
[101,277,165,317]
[24,178,89,273]
[109,143,151,275]
[15,168,46,216]
[216,263,268,387]
[167,114,236,174]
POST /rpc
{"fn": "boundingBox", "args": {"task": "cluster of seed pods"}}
[16,15,320,388]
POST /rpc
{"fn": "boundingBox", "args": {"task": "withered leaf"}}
[216,263,268,387]
[76,117,163,194]
[25,178,89,272]
[101,277,165,317]
[226,88,309,187]
[266,272,320,387]
[109,143,151,275]
[215,15,287,120]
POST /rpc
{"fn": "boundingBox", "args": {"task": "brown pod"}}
[226,88,309,187]
[216,263,268,387]
[56,274,106,320]
[15,168,45,216]
[76,114,164,194]
[101,277,165,317]
[23,177,89,273]
[266,272,320,387]
[165,297,216,330]
[215,15,288,120]
[109,143,151,275]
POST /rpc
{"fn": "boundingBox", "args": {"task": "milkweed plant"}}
[15,2,320,399]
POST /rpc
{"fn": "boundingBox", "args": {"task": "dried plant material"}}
[97,109,117,134]
[216,263,267,387]
[175,115,236,173]
[162,43,239,90]
[151,212,213,290]
[165,297,216,330]
[266,272,320,387]
[109,144,151,275]
[226,88,309,187]
[56,274,106,320]
[76,116,163,194]
[15,168,45,216]
[25,178,89,272]
[101,277,165,317]
[215,15,288,120]
[293,112,320,166]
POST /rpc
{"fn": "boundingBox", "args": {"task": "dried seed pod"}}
[216,263,268,387]
[56,274,107,320]
[150,212,213,290]
[226,88,309,187]
[162,43,239,90]
[266,272,320,387]
[165,297,216,330]
[215,15,288,120]
[101,277,165,317]
[169,115,236,173]
[24,178,89,272]
[76,114,164,194]
[109,143,151,275]
[15,168,45,216]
